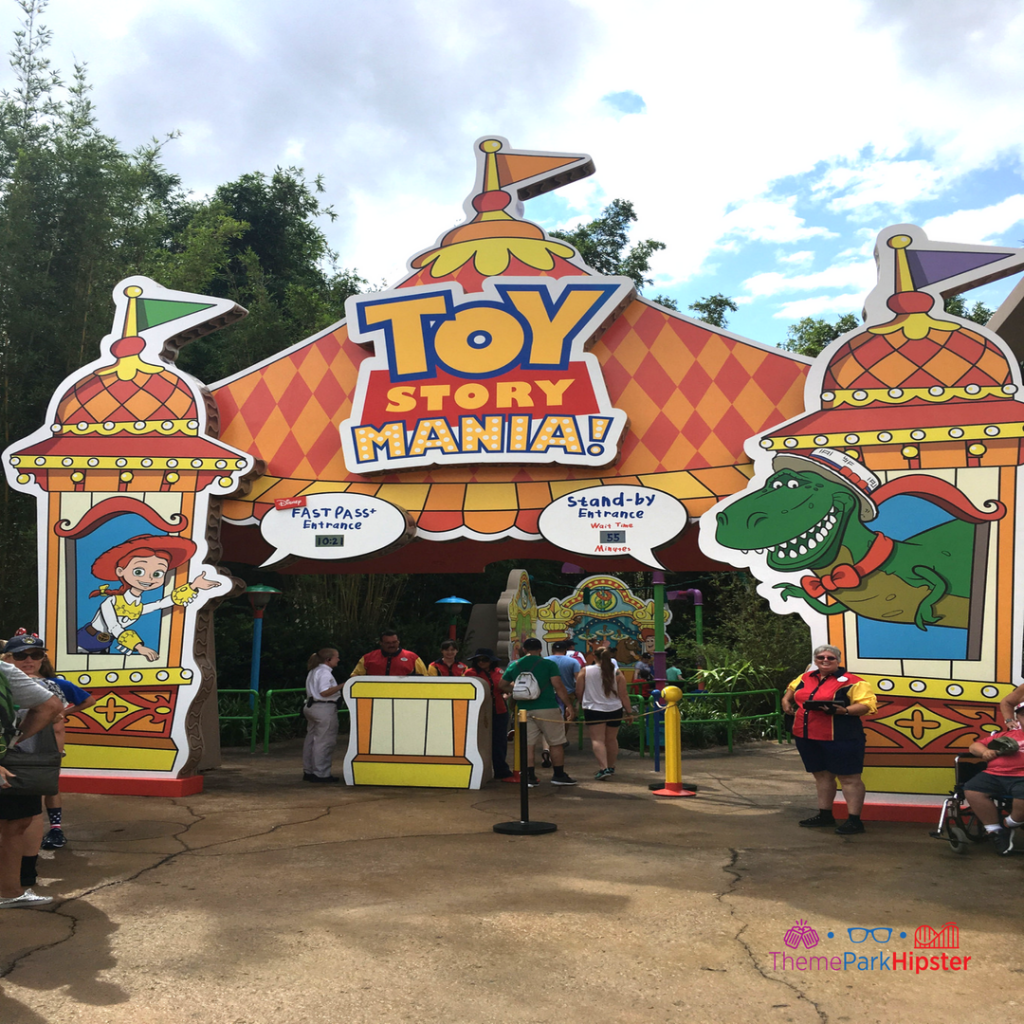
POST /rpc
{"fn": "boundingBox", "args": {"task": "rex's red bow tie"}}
[801,532,894,599]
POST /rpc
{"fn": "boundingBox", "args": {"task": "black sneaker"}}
[40,827,66,849]
[302,772,317,783]
[990,827,1014,855]
[799,812,835,827]
[835,819,865,835]
[551,772,578,786]
[527,771,540,788]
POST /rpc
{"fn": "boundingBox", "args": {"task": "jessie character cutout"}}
[76,534,219,661]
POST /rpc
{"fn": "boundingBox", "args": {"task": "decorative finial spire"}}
[123,285,144,337]
[871,233,952,341]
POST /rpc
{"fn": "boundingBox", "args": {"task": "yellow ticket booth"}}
[342,677,489,788]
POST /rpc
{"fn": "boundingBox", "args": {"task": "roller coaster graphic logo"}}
[914,922,959,949]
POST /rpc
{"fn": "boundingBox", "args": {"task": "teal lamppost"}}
[245,585,281,704]
[435,596,472,640]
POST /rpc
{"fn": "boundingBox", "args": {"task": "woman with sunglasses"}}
[2,634,95,860]
[0,642,63,907]
[781,644,876,835]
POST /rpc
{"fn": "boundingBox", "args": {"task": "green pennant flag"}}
[138,299,214,332]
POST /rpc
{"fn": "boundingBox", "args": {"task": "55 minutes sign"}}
[339,276,633,474]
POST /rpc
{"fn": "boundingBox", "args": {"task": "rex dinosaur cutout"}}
[713,453,1004,631]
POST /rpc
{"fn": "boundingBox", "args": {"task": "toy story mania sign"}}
[340,277,632,471]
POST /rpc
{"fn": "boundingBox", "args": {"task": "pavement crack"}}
[1,805,205,979]
[715,848,828,1024]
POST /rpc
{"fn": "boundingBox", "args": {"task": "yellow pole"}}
[653,685,695,797]
[511,703,522,779]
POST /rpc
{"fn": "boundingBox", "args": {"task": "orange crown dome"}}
[820,234,1015,410]
[53,286,201,440]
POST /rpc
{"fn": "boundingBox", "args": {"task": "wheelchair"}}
[931,756,1012,853]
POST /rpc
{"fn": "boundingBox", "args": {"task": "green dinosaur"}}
[713,466,999,630]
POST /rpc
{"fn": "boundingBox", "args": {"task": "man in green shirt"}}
[665,664,683,683]
[503,638,577,787]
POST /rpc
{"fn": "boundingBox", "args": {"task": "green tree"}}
[944,294,993,325]
[0,2,367,626]
[782,312,860,357]
[549,198,665,292]
[688,293,738,329]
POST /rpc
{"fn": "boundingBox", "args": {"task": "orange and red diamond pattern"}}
[57,368,197,427]
[823,325,1011,398]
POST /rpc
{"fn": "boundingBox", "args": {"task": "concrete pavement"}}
[0,739,1017,1024]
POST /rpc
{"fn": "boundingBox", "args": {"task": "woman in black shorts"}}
[575,647,634,780]
[0,656,62,908]
[781,645,876,835]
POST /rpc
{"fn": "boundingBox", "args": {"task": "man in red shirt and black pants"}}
[966,700,1024,855]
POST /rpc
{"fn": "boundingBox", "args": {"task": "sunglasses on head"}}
[11,650,45,660]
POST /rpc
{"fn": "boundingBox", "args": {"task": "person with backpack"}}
[0,655,63,908]
[502,638,577,787]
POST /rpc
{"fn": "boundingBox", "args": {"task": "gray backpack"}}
[512,671,540,701]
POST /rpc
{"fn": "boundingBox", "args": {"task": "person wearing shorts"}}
[965,700,1024,855]
[781,645,876,836]
[0,659,62,908]
[502,638,576,787]
[577,647,634,780]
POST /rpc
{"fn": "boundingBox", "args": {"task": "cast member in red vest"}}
[782,645,876,835]
[350,631,427,677]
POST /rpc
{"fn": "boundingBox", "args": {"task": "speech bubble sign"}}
[259,493,414,567]
[538,485,688,570]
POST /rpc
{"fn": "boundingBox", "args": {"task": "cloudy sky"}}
[4,0,1024,347]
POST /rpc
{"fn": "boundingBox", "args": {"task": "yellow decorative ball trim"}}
[901,446,918,459]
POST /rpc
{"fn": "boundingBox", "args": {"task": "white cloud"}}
[813,159,951,217]
[719,198,835,244]
[923,195,1024,244]
[773,293,866,319]
[742,263,876,299]
[778,250,815,266]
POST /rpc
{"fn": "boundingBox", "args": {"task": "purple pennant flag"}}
[906,249,1011,290]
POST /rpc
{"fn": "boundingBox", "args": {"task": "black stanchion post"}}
[493,709,556,835]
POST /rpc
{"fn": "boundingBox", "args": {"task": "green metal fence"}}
[260,688,349,755]
[219,684,783,759]
[216,688,262,754]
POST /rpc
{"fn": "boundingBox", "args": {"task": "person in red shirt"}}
[781,644,876,835]
[350,631,427,677]
[427,641,468,676]
[465,648,515,782]
[965,700,1024,855]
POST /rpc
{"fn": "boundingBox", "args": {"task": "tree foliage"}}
[782,313,860,358]
[0,1,364,625]
[944,294,993,325]
[688,293,738,329]
[550,198,665,292]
